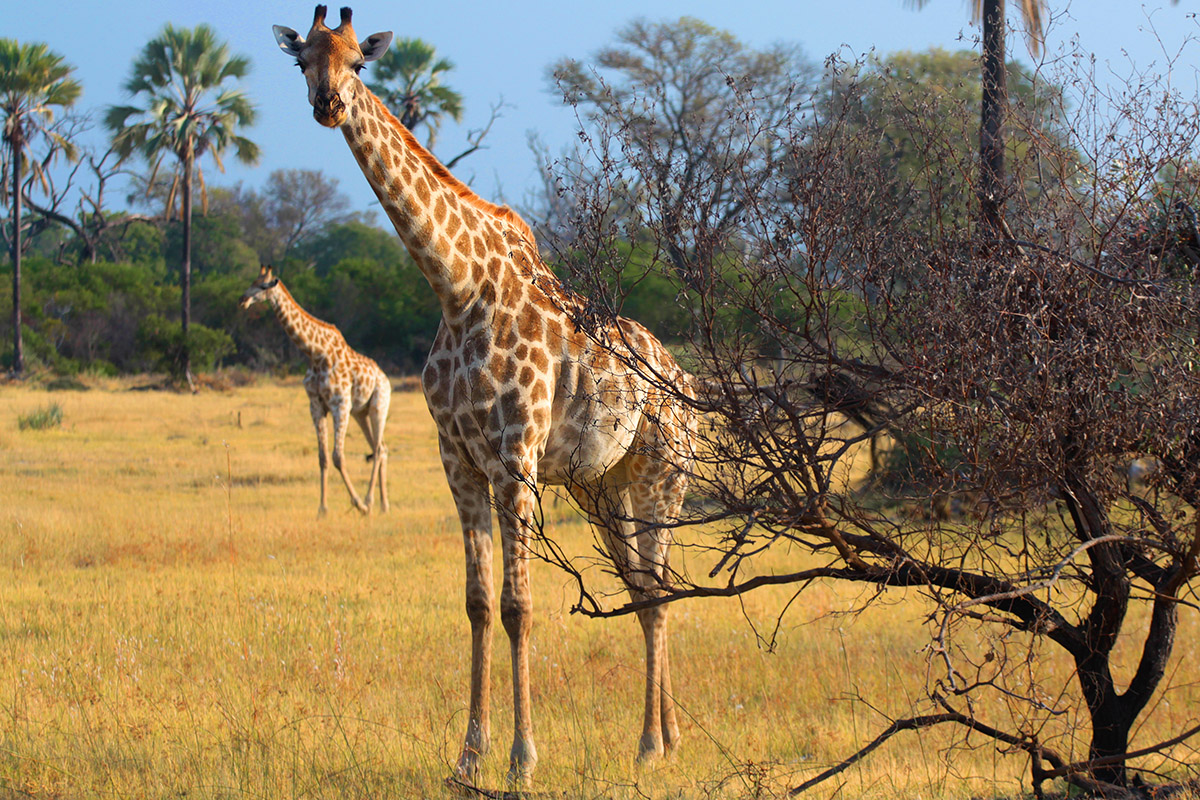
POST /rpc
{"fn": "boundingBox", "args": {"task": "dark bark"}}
[9,131,23,376]
[19,196,96,263]
[979,0,1007,240]
[1058,460,1185,786]
[180,148,193,387]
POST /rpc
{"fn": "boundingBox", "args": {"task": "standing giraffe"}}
[240,264,391,516]
[273,7,695,785]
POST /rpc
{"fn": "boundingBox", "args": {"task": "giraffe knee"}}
[466,591,492,628]
[500,596,532,638]
[331,452,344,470]
[636,604,667,635]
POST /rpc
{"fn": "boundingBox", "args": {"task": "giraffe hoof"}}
[317,506,328,519]
[449,748,486,795]
[505,765,534,789]
[506,739,537,787]
[636,735,665,763]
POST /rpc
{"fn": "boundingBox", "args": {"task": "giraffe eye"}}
[352,62,365,75]
[295,59,306,71]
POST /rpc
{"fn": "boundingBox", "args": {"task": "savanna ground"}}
[2,377,1200,799]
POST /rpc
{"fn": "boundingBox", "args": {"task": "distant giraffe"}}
[274,7,695,785]
[240,265,390,516]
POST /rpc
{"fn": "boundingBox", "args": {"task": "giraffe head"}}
[240,265,281,309]
[273,5,392,128]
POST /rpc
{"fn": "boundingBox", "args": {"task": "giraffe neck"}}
[268,282,336,362]
[339,88,539,322]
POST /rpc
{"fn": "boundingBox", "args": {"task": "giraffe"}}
[273,7,696,785]
[240,264,391,517]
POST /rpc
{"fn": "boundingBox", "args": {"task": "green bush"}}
[135,315,236,376]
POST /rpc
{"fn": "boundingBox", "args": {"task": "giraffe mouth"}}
[314,108,347,127]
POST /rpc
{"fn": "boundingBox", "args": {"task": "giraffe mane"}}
[365,93,539,250]
[274,279,346,339]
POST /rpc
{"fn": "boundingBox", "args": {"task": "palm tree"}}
[106,24,257,385]
[0,39,81,376]
[909,0,1046,239]
[366,38,464,148]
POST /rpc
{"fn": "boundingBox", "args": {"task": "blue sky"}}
[7,1,1199,220]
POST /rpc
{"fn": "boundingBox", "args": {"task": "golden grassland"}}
[2,377,1200,799]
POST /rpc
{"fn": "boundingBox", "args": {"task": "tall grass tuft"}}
[18,402,64,431]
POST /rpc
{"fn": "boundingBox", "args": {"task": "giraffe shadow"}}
[444,776,566,800]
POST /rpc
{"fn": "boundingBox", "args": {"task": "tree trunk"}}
[1060,462,1136,788]
[181,150,194,390]
[979,0,1007,242]
[1076,654,1132,786]
[1083,576,1183,787]
[10,133,23,377]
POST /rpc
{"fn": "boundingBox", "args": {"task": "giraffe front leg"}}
[458,521,494,784]
[496,477,539,786]
[330,402,368,514]
[311,401,330,518]
[440,443,494,784]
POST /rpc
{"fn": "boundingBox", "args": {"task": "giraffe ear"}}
[359,31,392,62]
[273,25,306,57]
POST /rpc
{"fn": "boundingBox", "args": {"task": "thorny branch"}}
[531,24,1200,795]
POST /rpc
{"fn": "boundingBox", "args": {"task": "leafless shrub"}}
[531,28,1200,798]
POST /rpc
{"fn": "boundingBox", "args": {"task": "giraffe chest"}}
[421,318,648,484]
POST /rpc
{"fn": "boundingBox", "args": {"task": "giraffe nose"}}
[313,91,346,123]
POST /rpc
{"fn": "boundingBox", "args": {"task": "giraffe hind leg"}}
[361,380,391,512]
[570,472,668,762]
[631,465,689,757]
[353,409,382,512]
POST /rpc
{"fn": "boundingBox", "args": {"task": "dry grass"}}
[1,376,1198,799]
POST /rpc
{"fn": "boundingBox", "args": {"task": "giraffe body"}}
[241,265,391,516]
[274,7,695,784]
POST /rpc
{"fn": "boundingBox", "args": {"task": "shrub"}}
[135,315,236,376]
[18,403,63,431]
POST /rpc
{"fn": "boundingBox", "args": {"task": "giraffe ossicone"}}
[273,6,697,786]
[240,264,391,517]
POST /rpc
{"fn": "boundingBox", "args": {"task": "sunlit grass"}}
[2,376,1199,798]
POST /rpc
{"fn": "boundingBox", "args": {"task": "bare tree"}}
[261,168,355,257]
[201,168,369,264]
[545,17,815,285]
[2,116,160,265]
[537,35,1200,798]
